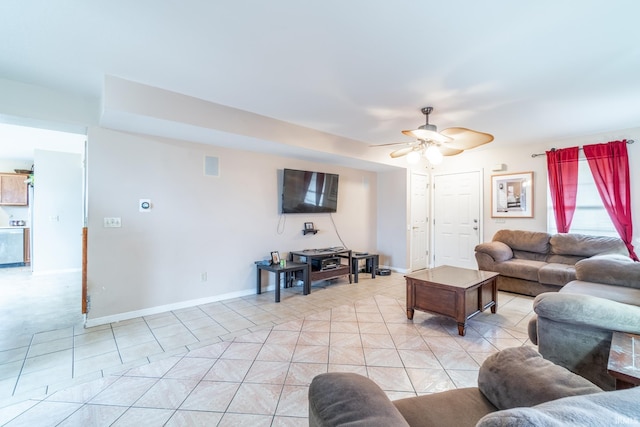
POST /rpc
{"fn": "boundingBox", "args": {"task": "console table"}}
[289,248,352,284]
[256,261,309,303]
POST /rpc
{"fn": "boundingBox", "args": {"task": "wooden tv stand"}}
[289,248,352,284]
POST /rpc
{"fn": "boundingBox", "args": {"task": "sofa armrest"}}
[575,255,640,289]
[475,241,513,267]
[477,347,601,410]
[308,372,410,427]
[533,292,640,333]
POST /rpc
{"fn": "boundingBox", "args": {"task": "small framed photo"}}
[270,251,280,265]
[491,172,534,218]
[304,222,314,230]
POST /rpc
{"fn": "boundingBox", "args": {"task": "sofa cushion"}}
[476,387,640,427]
[545,253,585,265]
[575,255,640,288]
[562,280,640,306]
[477,346,601,411]
[512,249,549,262]
[538,263,577,286]
[492,259,546,282]
[393,388,496,427]
[550,233,627,257]
[493,229,551,254]
[534,292,640,333]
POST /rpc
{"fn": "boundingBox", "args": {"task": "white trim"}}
[84,288,257,328]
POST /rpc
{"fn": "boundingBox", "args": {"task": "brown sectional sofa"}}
[474,229,628,296]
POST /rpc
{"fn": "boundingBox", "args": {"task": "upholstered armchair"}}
[528,255,640,390]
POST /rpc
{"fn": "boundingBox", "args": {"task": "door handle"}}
[473,226,478,230]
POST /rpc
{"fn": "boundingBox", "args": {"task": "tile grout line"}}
[10,333,38,398]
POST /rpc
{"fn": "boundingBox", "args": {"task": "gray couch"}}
[528,254,640,390]
[474,229,628,296]
[308,346,640,426]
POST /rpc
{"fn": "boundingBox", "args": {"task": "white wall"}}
[430,126,640,247]
[376,169,410,271]
[86,127,378,323]
[32,150,84,272]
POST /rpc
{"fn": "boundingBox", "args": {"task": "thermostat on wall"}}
[139,199,151,212]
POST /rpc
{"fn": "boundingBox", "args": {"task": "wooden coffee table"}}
[405,265,499,336]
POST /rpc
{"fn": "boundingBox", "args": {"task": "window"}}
[547,158,617,236]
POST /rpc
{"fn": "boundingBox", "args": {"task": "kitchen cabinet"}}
[0,174,29,206]
[0,228,25,265]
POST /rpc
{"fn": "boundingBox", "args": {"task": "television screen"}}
[282,169,339,213]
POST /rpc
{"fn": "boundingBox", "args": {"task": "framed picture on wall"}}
[491,172,533,218]
[304,222,314,230]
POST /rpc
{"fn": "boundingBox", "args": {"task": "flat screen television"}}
[282,168,339,213]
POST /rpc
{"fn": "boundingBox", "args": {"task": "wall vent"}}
[204,156,219,176]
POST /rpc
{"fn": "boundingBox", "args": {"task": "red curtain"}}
[546,147,579,233]
[583,140,638,261]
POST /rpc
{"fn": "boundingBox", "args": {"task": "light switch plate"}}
[104,217,121,227]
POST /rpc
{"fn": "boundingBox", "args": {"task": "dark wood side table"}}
[607,332,640,389]
[256,262,309,303]
[338,253,379,283]
[405,265,499,336]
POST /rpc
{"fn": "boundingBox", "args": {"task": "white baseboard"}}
[84,287,258,328]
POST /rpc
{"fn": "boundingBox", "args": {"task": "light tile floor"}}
[0,267,535,426]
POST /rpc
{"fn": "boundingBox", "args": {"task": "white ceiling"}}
[1,1,639,162]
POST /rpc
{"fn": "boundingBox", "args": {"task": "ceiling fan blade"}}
[369,142,412,147]
[440,127,494,150]
[438,146,464,156]
[401,128,453,143]
[389,146,416,158]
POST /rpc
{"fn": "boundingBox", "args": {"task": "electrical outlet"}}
[201,272,207,282]
[103,217,122,228]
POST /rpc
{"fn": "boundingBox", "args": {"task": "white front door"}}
[410,173,429,271]
[433,171,481,269]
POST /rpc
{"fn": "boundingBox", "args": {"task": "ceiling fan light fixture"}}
[406,150,422,164]
[425,145,443,165]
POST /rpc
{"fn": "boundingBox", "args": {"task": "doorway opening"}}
[0,120,86,332]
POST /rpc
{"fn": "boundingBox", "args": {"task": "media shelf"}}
[289,248,352,284]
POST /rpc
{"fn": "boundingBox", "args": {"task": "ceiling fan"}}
[373,107,494,164]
